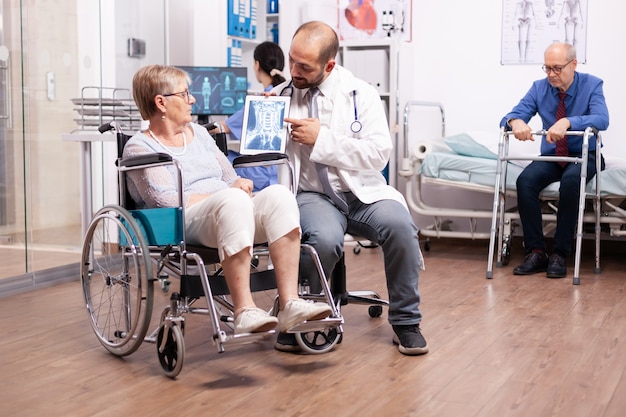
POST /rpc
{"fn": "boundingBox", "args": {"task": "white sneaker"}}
[234,307,278,334]
[277,299,332,332]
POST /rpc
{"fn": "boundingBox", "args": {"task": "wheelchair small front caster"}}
[157,322,185,378]
[368,305,383,318]
[295,326,341,354]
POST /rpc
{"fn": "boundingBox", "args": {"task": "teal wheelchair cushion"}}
[120,207,184,247]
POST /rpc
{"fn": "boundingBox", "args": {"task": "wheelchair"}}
[80,121,343,378]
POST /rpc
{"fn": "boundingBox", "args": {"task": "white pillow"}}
[444,133,497,159]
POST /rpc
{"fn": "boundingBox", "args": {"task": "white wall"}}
[408,1,624,150]
[404,1,625,233]
[113,0,168,90]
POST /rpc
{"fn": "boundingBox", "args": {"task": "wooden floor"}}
[2,238,626,417]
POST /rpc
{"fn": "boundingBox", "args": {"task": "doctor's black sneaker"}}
[274,332,301,353]
[392,324,429,355]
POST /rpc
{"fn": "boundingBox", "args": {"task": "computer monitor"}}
[176,66,248,124]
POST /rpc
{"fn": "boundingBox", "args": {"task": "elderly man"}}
[500,42,609,278]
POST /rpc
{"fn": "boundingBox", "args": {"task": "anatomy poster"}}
[501,0,588,65]
[337,0,412,41]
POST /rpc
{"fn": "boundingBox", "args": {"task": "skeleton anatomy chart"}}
[241,96,289,154]
[501,0,588,65]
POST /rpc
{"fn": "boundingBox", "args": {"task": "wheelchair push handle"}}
[98,121,132,159]
[98,121,124,134]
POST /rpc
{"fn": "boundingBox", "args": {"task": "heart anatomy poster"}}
[501,0,588,65]
[337,0,412,41]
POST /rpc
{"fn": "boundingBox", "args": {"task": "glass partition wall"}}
[0,0,89,286]
[0,0,188,293]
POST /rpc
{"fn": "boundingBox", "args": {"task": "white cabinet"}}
[337,38,399,186]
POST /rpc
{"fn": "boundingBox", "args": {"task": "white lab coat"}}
[274,65,408,210]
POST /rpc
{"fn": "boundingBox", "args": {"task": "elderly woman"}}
[124,64,331,335]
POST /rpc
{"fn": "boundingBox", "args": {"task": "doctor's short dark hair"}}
[294,21,339,65]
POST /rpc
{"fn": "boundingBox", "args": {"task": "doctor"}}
[274,21,428,356]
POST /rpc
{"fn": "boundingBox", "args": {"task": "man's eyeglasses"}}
[162,90,192,102]
[541,59,574,75]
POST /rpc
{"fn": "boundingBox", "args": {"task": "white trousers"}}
[184,184,300,261]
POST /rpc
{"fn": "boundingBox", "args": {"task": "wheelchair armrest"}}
[118,152,173,168]
[233,153,295,192]
[232,153,288,167]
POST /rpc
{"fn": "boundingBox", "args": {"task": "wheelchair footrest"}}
[343,292,389,306]
[285,317,344,333]
[216,330,276,347]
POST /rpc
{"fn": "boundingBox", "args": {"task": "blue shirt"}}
[500,72,609,154]
[224,106,245,141]
[225,84,278,191]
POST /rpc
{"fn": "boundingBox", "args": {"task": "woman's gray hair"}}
[132,65,190,120]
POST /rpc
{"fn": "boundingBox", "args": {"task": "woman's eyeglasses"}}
[162,90,192,102]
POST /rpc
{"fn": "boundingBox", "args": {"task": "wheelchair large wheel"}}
[157,322,185,378]
[294,327,341,354]
[81,205,154,356]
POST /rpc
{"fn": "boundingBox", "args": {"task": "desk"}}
[62,131,115,238]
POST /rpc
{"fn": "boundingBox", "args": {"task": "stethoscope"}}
[280,81,362,133]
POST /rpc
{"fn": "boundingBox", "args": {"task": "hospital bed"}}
[399,101,626,285]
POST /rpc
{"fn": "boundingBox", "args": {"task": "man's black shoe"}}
[513,251,548,275]
[546,253,567,278]
[274,332,301,353]
[392,324,428,355]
